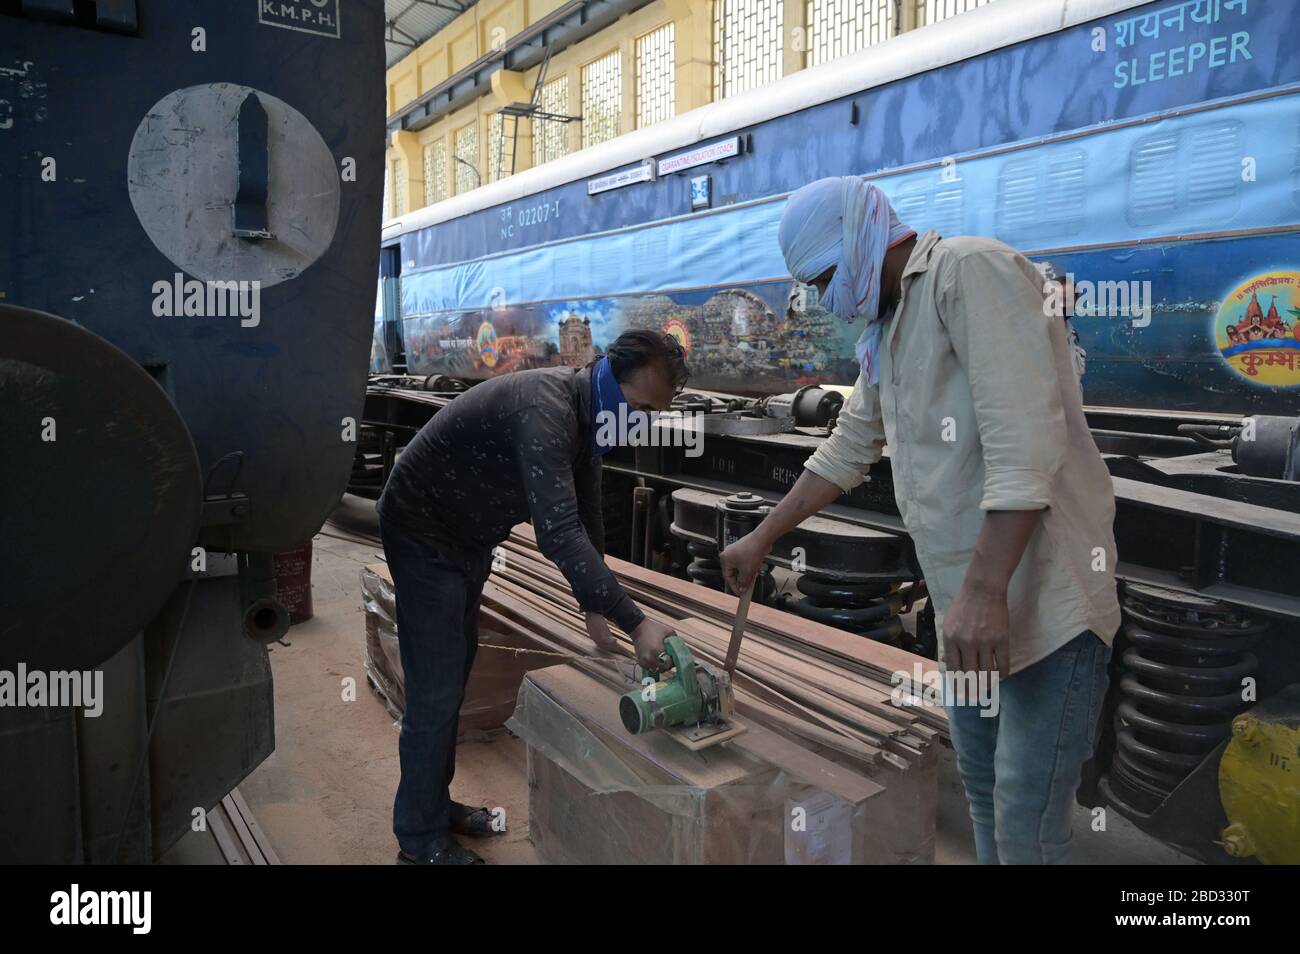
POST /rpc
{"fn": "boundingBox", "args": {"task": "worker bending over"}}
[377,331,685,865]
[721,178,1120,864]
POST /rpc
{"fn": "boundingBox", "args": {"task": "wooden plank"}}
[500,529,946,735]
[482,529,939,779]
[676,618,914,738]
[494,539,942,737]
[509,523,938,680]
[735,722,884,806]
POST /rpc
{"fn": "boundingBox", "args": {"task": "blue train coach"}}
[377,0,1298,416]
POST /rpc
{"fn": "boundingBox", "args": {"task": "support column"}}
[566,61,583,153]
[389,129,423,213]
[665,0,713,114]
[900,0,919,35]
[620,32,637,134]
[783,0,807,76]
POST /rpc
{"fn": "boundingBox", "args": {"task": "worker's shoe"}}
[450,801,506,838]
[397,837,484,865]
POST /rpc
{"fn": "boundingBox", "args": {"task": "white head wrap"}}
[778,177,914,384]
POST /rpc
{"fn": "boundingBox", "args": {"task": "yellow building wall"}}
[383,0,937,217]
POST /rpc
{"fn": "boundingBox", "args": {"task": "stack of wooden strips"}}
[482,524,946,776]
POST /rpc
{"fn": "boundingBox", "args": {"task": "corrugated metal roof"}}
[385,0,481,68]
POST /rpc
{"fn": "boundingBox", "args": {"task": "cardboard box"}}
[509,665,905,864]
[361,562,557,735]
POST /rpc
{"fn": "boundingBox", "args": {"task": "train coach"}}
[375,0,1300,416]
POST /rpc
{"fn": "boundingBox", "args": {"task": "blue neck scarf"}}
[590,356,628,459]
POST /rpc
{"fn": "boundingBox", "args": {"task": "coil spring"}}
[684,541,723,589]
[684,541,775,601]
[1106,583,1266,815]
[779,573,909,646]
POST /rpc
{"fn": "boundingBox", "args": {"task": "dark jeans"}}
[379,517,487,855]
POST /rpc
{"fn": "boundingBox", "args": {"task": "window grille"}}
[917,0,995,27]
[582,50,622,149]
[533,77,570,166]
[423,140,447,206]
[806,0,894,66]
[455,121,478,195]
[635,23,675,128]
[713,0,783,101]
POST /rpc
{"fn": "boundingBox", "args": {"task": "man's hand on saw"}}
[630,618,674,671]
[584,613,622,655]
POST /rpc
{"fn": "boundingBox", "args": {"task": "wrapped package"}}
[508,664,902,864]
[361,562,557,735]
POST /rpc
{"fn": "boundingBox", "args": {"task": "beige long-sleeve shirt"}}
[804,230,1121,674]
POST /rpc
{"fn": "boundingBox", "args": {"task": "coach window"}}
[635,22,675,129]
[713,0,783,101]
[582,50,623,149]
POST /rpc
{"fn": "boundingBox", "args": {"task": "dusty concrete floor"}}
[170,495,1195,865]
[237,513,537,865]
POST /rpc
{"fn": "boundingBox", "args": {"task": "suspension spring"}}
[779,573,911,646]
[1105,582,1266,816]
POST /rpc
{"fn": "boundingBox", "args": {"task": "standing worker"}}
[720,177,1120,864]
[377,330,688,864]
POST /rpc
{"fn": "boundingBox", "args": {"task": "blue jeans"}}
[379,517,488,855]
[944,631,1112,864]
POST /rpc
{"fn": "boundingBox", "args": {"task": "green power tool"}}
[618,635,741,749]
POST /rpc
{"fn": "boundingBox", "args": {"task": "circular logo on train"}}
[476,320,498,369]
[663,317,691,358]
[1216,272,1300,387]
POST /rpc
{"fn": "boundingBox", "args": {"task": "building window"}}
[454,121,478,195]
[713,0,783,101]
[917,0,996,27]
[423,140,447,206]
[488,112,513,183]
[390,157,406,216]
[806,0,894,66]
[582,50,622,149]
[635,23,675,129]
[533,76,570,167]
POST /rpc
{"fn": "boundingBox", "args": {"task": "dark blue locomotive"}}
[1,0,384,861]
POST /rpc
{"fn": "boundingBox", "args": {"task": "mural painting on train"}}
[1216,271,1300,388]
[400,285,863,395]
